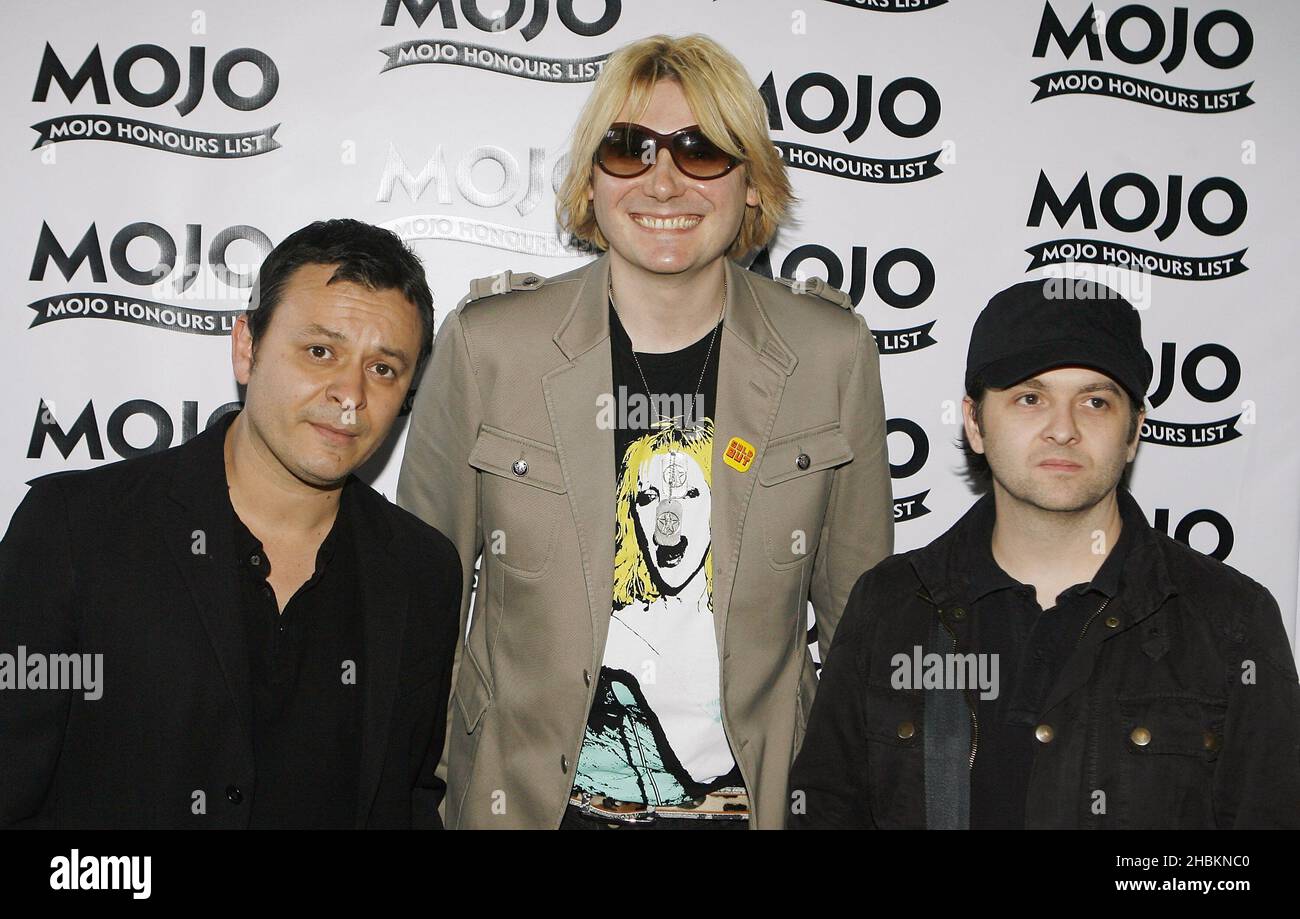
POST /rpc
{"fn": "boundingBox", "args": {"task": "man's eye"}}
[1087,397,1110,409]
[636,488,658,506]
[1018,393,1039,405]
[685,487,700,498]
[308,345,331,359]
[373,363,395,379]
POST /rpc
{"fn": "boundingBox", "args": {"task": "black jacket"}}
[0,413,461,829]
[788,489,1300,829]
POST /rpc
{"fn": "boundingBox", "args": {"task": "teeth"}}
[633,215,701,230]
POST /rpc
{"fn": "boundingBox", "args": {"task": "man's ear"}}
[1128,407,1146,462]
[232,314,255,385]
[962,395,985,454]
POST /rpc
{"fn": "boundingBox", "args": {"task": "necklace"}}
[609,273,726,548]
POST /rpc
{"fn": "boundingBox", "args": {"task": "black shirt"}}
[230,482,363,829]
[608,300,722,465]
[570,300,745,805]
[967,498,1133,829]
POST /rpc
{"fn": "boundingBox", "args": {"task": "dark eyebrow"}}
[376,345,411,366]
[297,323,347,342]
[1013,377,1121,396]
[298,324,410,367]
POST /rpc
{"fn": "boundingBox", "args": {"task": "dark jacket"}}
[0,413,462,829]
[788,489,1300,829]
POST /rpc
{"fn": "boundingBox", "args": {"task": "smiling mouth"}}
[631,214,702,231]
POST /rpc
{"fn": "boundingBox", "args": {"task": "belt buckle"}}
[572,792,657,826]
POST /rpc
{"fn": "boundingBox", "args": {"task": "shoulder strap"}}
[773,275,853,309]
[465,269,545,303]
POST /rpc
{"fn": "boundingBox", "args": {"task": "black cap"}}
[965,278,1152,407]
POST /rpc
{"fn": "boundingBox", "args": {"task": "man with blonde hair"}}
[398,34,893,829]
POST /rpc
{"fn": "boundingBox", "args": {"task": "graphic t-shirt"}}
[572,300,741,805]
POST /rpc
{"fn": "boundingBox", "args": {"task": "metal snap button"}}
[795,453,811,470]
[1130,726,1152,747]
[897,721,915,740]
[512,459,528,476]
[1035,724,1055,744]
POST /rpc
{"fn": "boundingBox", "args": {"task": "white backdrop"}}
[4,0,1296,662]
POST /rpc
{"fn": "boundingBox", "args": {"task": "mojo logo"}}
[30,399,241,461]
[1141,342,1248,448]
[1030,3,1254,114]
[376,142,590,257]
[749,244,937,355]
[379,0,616,82]
[27,221,272,336]
[759,71,943,184]
[31,43,281,158]
[1152,506,1233,561]
[1025,171,1248,281]
[888,417,931,521]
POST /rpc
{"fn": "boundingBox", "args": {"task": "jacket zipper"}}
[937,612,979,769]
[1076,596,1113,647]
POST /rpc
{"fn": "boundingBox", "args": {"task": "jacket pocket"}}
[756,423,853,568]
[1114,695,1225,828]
[453,648,494,735]
[862,685,924,828]
[469,424,567,575]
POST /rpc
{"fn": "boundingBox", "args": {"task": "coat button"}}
[512,459,528,476]
[795,453,811,470]
[896,721,915,740]
[1034,724,1054,744]
[1202,730,1220,752]
[1105,616,1120,629]
[951,607,967,621]
[226,785,243,804]
[1130,726,1151,746]
[583,669,591,687]
[249,554,262,567]
[560,754,569,774]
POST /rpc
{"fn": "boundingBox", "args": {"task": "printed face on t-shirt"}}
[630,448,710,593]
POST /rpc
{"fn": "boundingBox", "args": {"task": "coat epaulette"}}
[773,275,853,309]
[464,269,546,303]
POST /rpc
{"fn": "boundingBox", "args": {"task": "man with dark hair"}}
[788,278,1300,829]
[0,219,461,829]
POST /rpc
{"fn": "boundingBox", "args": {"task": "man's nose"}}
[1043,402,1081,444]
[326,363,367,420]
[641,144,687,200]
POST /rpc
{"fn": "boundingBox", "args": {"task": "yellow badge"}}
[723,436,756,472]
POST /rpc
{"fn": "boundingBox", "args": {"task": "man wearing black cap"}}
[787,277,1300,829]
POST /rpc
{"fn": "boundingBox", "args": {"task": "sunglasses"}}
[594,122,742,180]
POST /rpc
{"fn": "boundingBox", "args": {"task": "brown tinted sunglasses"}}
[594,123,742,180]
